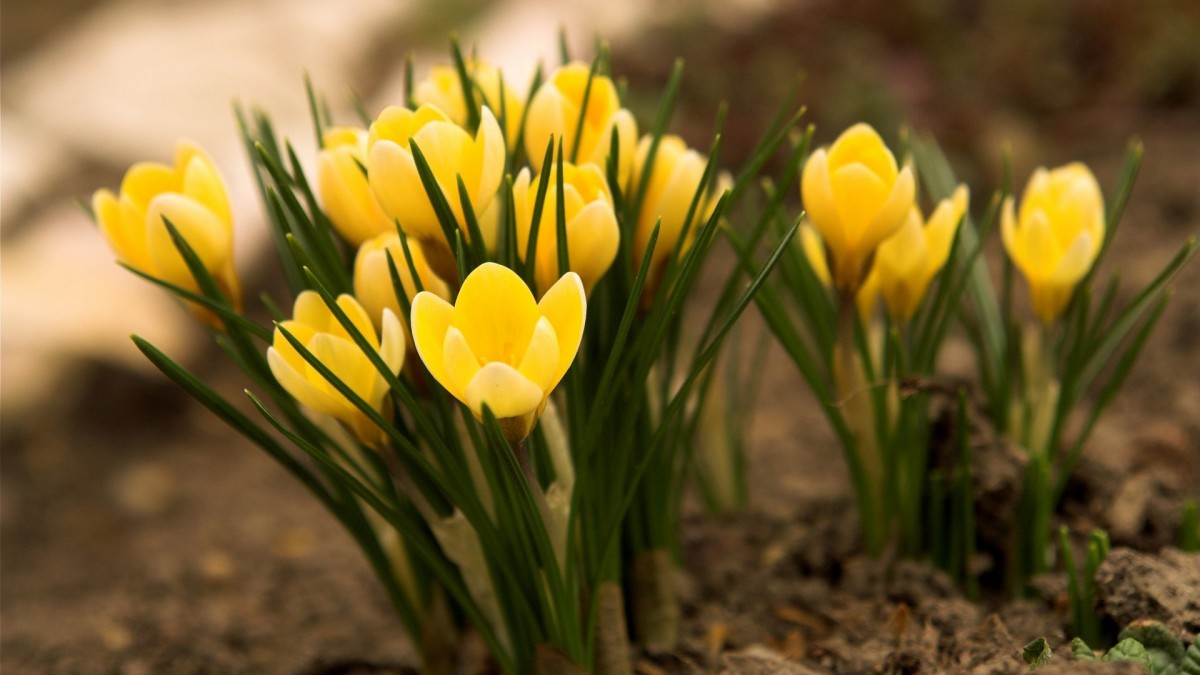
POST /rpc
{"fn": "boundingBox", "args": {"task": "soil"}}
[4,2,1200,674]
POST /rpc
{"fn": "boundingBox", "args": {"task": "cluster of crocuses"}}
[753,122,1192,592]
[92,42,1192,672]
[94,45,800,675]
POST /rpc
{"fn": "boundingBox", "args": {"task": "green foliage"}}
[1033,622,1198,675]
[1024,637,1053,668]
[113,40,803,674]
[912,135,1195,593]
[1060,526,1111,647]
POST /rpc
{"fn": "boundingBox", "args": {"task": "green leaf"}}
[1119,622,1185,675]
[407,140,464,267]
[1072,637,1099,661]
[568,56,600,163]
[1104,638,1153,669]
[1181,638,1200,675]
[1023,637,1053,668]
[450,35,481,130]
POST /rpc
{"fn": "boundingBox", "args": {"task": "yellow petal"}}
[924,186,968,272]
[308,333,376,415]
[565,200,620,294]
[379,308,407,377]
[1000,197,1020,269]
[1051,231,1096,286]
[145,193,232,287]
[537,272,586,389]
[857,164,915,254]
[411,291,455,393]
[876,210,927,281]
[525,85,568,172]
[453,262,539,365]
[320,147,391,245]
[517,317,560,392]
[442,325,482,402]
[464,362,544,421]
[800,149,845,260]
[1020,211,1060,280]
[335,294,380,346]
[268,345,344,416]
[367,140,443,242]
[120,162,177,210]
[474,106,506,209]
[798,223,831,287]
[293,290,330,330]
[826,123,898,183]
[180,154,232,228]
[95,188,154,271]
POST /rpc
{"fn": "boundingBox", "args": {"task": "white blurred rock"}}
[0,111,71,232]
[6,0,414,167]
[0,205,198,421]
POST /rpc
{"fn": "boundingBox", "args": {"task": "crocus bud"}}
[525,62,636,183]
[630,135,722,289]
[268,291,405,445]
[93,140,241,323]
[872,185,969,322]
[367,104,506,281]
[512,162,619,295]
[801,123,916,294]
[1002,163,1105,324]
[410,263,585,445]
[353,232,452,332]
[414,60,526,150]
[318,127,393,246]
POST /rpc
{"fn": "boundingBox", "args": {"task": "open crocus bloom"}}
[870,185,969,322]
[524,62,637,183]
[367,103,506,281]
[93,140,241,323]
[268,291,405,445]
[1002,163,1105,324]
[318,127,393,246]
[801,123,915,294]
[411,263,586,444]
[512,162,619,296]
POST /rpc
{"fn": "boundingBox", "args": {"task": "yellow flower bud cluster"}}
[93,140,242,325]
[799,124,965,323]
[1002,163,1105,324]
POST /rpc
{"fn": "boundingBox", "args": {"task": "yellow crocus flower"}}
[801,123,916,294]
[1002,163,1105,324]
[512,162,619,295]
[414,60,525,150]
[410,262,586,444]
[318,127,393,246]
[353,232,452,331]
[93,140,242,322]
[872,185,969,322]
[367,104,506,281]
[630,135,723,284]
[524,62,637,182]
[268,291,405,445]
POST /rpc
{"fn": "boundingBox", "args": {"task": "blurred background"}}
[3,0,1198,671]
